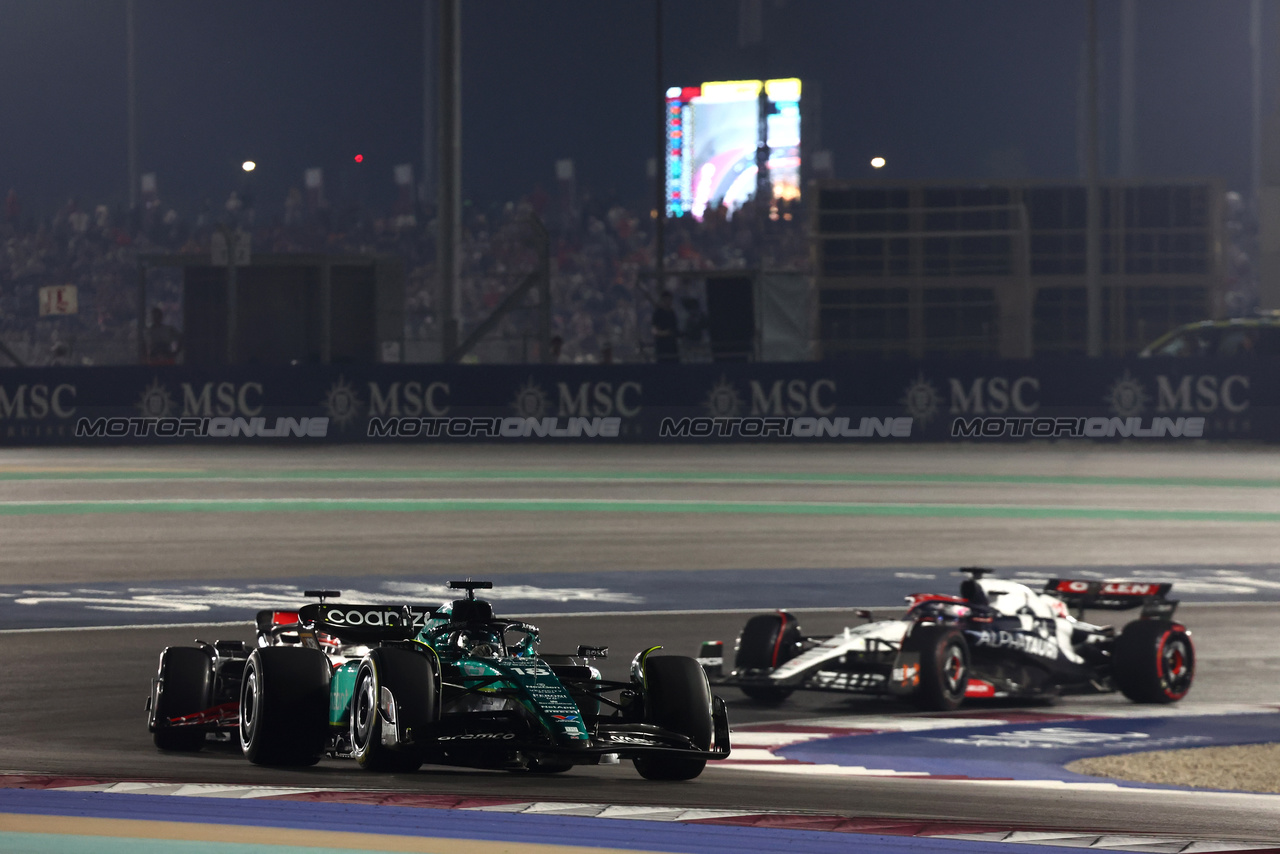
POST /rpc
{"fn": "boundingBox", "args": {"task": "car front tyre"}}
[633,655,713,781]
[351,648,436,772]
[733,612,801,703]
[151,646,213,752]
[239,647,330,766]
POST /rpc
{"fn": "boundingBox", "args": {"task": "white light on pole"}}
[242,161,256,172]
[870,156,886,169]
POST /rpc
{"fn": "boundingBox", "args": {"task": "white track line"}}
[0,496,1266,514]
[0,620,253,634]
[12,474,1272,488]
[0,601,1266,634]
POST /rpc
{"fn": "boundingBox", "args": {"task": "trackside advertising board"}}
[0,358,1265,444]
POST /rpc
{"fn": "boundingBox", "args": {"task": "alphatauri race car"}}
[148,580,730,780]
[699,568,1194,711]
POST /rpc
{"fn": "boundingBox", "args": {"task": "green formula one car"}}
[147,580,730,780]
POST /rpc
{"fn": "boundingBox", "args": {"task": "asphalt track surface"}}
[2,446,1280,842]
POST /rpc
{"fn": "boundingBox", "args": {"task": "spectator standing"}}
[144,306,181,365]
[48,338,72,366]
[651,291,679,363]
[681,297,709,362]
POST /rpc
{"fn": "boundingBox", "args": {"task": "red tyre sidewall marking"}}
[1157,629,1192,701]
[771,611,789,667]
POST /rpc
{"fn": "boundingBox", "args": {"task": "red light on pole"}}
[354,154,364,163]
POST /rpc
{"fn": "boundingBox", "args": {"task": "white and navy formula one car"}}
[699,568,1194,711]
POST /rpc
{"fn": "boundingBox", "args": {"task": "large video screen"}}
[665,78,801,220]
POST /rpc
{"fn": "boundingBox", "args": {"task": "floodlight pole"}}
[438,0,462,360]
[422,0,434,218]
[1118,0,1136,178]
[126,0,138,210]
[1085,0,1103,357]
[1251,0,1262,215]
[227,252,238,365]
[654,0,666,296]
[221,226,238,365]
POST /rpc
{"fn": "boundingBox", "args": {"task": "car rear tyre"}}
[352,648,437,772]
[1113,620,1194,703]
[239,647,331,766]
[633,655,712,781]
[152,647,212,752]
[904,624,969,712]
[734,612,801,703]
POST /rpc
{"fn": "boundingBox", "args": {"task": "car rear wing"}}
[1044,579,1177,618]
[289,603,438,642]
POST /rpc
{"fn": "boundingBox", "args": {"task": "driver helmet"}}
[453,628,504,658]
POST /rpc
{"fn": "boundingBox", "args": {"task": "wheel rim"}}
[942,645,966,696]
[239,668,258,746]
[1159,634,1193,697]
[353,669,377,750]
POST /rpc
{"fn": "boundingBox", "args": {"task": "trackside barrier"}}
[0,358,1267,444]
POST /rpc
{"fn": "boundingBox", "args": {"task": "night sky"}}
[0,0,1266,219]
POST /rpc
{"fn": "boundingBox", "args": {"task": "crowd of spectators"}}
[2,191,156,365]
[0,181,811,366]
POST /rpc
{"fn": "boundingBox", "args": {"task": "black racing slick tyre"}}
[351,648,437,773]
[733,612,801,703]
[239,647,331,766]
[903,624,970,712]
[151,647,213,752]
[1113,620,1195,704]
[633,655,713,781]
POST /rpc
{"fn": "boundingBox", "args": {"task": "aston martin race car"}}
[148,580,730,780]
[699,568,1194,711]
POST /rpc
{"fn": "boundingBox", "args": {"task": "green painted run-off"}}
[0,497,1274,523]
